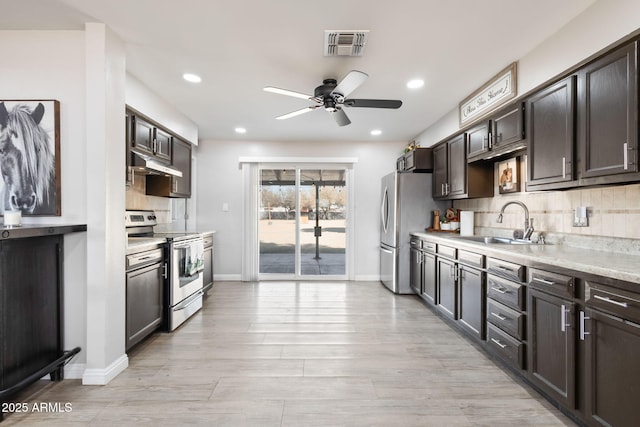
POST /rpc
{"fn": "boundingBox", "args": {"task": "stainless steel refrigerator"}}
[380,171,449,294]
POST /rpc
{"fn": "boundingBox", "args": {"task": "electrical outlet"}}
[573,206,589,227]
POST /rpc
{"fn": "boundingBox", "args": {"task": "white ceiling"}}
[1,0,596,143]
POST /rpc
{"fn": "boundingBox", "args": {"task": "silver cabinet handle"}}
[163,262,168,279]
[560,304,570,332]
[495,265,514,273]
[562,156,566,179]
[490,338,507,349]
[490,285,507,294]
[488,132,493,149]
[490,312,507,321]
[580,311,590,341]
[532,277,555,286]
[624,142,629,170]
[593,294,629,308]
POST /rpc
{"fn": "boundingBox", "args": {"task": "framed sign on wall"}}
[459,62,517,127]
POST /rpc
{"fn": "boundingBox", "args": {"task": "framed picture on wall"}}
[0,100,61,216]
[498,156,520,194]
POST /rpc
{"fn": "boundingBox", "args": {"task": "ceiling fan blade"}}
[264,86,315,101]
[344,99,403,109]
[275,106,320,120]
[332,70,368,97]
[330,108,351,126]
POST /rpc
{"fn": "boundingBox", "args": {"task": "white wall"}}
[0,30,88,370]
[196,139,405,280]
[415,0,640,147]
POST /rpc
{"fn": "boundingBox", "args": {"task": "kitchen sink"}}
[457,236,537,245]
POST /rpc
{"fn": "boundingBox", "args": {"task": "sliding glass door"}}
[259,167,347,278]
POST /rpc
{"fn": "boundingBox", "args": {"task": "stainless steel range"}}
[126,210,205,331]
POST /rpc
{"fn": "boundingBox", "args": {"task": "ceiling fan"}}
[263,70,402,126]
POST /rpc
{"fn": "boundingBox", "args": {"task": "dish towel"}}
[184,240,205,276]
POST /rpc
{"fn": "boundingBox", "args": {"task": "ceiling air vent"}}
[324,30,369,57]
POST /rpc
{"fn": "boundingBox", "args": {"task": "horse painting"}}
[0,101,58,215]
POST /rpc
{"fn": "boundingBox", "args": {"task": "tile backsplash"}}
[126,173,172,224]
[454,182,640,240]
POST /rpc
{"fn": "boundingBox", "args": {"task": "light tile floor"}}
[3,281,575,426]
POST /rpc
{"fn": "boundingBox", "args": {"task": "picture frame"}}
[459,62,517,127]
[498,156,520,194]
[0,100,61,216]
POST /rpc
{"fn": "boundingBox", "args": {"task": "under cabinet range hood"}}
[130,152,182,177]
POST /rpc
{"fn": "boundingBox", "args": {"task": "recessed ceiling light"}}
[235,127,247,134]
[407,79,424,89]
[183,73,202,83]
[370,129,382,136]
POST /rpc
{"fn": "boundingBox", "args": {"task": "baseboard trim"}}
[64,362,86,379]
[81,354,128,385]
[214,274,242,281]
[354,275,380,281]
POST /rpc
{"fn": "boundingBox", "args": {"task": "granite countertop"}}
[411,231,640,285]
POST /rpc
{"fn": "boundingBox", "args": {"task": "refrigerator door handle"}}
[380,246,393,254]
[381,186,389,233]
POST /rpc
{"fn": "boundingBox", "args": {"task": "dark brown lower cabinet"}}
[0,235,65,394]
[421,252,437,305]
[583,308,640,427]
[126,262,164,351]
[458,265,484,339]
[409,245,422,294]
[436,257,457,320]
[528,288,576,409]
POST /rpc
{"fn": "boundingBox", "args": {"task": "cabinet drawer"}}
[437,245,456,259]
[529,268,574,298]
[458,249,484,268]
[410,238,422,249]
[487,299,525,340]
[487,274,525,310]
[587,281,640,324]
[203,235,214,248]
[487,258,525,282]
[423,241,436,253]
[487,323,525,370]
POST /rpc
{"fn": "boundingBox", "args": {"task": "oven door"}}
[171,238,205,305]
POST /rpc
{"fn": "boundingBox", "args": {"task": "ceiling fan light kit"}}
[264,70,402,127]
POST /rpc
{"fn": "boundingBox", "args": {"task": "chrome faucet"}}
[497,201,535,240]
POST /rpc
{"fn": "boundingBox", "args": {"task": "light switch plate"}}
[222,202,229,212]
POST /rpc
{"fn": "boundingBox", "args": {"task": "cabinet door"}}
[466,122,489,159]
[436,257,457,320]
[153,128,172,163]
[409,247,422,294]
[492,102,524,149]
[458,265,485,339]
[583,308,640,427]
[447,133,467,197]
[203,246,214,292]
[579,42,638,178]
[433,143,448,198]
[421,252,437,305]
[132,115,154,156]
[172,138,192,197]
[528,288,576,409]
[527,76,576,188]
[126,262,164,351]
[0,236,62,388]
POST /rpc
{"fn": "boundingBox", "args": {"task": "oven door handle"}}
[173,290,204,311]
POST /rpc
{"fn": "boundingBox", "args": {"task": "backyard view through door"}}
[259,168,346,277]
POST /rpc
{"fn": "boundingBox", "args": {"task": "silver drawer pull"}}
[593,294,629,308]
[490,338,507,349]
[533,277,555,286]
[495,265,514,273]
[490,286,508,294]
[490,312,507,321]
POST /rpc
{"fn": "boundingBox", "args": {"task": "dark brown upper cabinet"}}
[131,115,172,164]
[466,103,525,162]
[526,75,577,190]
[578,41,638,181]
[146,137,192,198]
[433,133,493,200]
